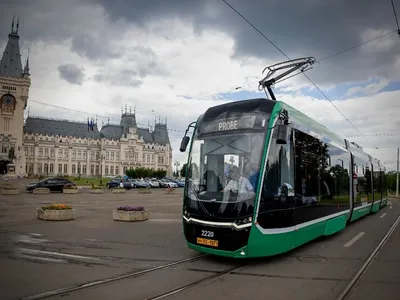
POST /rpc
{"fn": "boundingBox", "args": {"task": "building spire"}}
[16,15,19,33]
[11,15,15,33]
[0,16,23,77]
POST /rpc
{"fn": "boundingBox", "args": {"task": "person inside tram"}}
[221,165,254,202]
[244,158,260,190]
[218,165,255,213]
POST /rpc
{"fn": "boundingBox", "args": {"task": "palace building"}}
[0,19,173,177]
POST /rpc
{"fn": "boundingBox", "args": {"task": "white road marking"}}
[344,232,366,248]
[29,233,43,237]
[19,248,100,260]
[19,254,67,264]
[15,235,49,244]
[149,219,181,222]
[390,206,393,209]
[380,213,387,219]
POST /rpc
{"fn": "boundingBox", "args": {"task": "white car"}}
[147,180,160,188]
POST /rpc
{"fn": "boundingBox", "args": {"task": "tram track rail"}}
[18,254,209,300]
[336,214,400,300]
[143,263,246,300]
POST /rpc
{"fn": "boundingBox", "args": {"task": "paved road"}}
[0,187,399,300]
[346,199,400,300]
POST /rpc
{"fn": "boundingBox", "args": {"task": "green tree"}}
[180,163,187,177]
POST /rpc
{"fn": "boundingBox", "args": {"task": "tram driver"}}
[219,165,255,212]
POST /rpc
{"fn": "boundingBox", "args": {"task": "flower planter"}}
[164,188,175,194]
[112,188,126,194]
[1,188,20,195]
[33,188,50,194]
[63,188,78,194]
[112,209,149,222]
[90,189,104,194]
[37,208,76,221]
[138,188,151,194]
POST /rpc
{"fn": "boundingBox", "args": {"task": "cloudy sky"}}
[1,0,400,171]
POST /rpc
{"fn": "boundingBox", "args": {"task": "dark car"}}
[106,179,132,189]
[26,177,76,192]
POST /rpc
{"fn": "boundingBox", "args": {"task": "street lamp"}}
[338,159,344,168]
[174,161,180,177]
[47,157,50,176]
[78,161,81,179]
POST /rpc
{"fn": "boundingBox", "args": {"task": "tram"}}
[179,57,388,258]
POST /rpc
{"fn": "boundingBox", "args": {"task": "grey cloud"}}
[2,0,398,86]
[58,64,85,85]
[92,0,400,86]
[93,69,143,87]
[90,46,168,86]
[71,34,123,60]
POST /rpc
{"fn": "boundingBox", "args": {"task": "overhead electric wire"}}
[345,133,400,138]
[221,0,372,145]
[28,99,185,133]
[391,0,400,35]
[317,30,398,62]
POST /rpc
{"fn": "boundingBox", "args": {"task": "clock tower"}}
[0,16,31,176]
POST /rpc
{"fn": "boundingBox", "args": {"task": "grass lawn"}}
[67,177,107,186]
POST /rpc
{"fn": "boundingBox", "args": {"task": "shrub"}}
[42,204,72,210]
[63,184,77,189]
[117,206,145,211]
[91,184,104,189]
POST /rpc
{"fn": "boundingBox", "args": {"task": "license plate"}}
[196,237,219,247]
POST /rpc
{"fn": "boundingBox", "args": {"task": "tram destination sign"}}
[200,115,257,134]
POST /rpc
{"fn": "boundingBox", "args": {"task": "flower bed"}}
[165,187,176,194]
[90,185,105,194]
[112,206,149,222]
[37,204,76,221]
[0,184,20,195]
[138,187,151,194]
[62,184,78,194]
[112,187,126,194]
[33,187,50,194]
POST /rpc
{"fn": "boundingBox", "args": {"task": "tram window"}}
[353,155,372,207]
[293,130,351,224]
[373,169,382,202]
[257,127,295,229]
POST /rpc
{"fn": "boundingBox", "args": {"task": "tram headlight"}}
[235,216,253,225]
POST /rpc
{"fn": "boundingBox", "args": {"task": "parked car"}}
[26,177,76,192]
[106,179,132,189]
[129,179,151,188]
[146,179,160,188]
[159,179,178,188]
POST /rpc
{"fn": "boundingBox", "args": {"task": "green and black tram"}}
[179,58,388,258]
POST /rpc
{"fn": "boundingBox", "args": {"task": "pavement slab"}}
[0,188,399,300]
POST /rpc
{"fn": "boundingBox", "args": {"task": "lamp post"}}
[174,161,180,177]
[47,157,50,176]
[78,161,81,179]
[338,159,344,168]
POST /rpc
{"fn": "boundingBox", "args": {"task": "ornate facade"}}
[0,19,173,177]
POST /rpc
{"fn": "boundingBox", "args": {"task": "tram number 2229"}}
[201,230,214,238]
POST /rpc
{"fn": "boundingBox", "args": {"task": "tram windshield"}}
[184,129,266,220]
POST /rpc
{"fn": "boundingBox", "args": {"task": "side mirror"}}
[180,136,190,152]
[276,124,289,144]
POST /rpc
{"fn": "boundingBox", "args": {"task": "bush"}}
[42,204,72,210]
[63,184,77,189]
[117,206,145,211]
[125,167,167,179]
[91,184,104,189]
